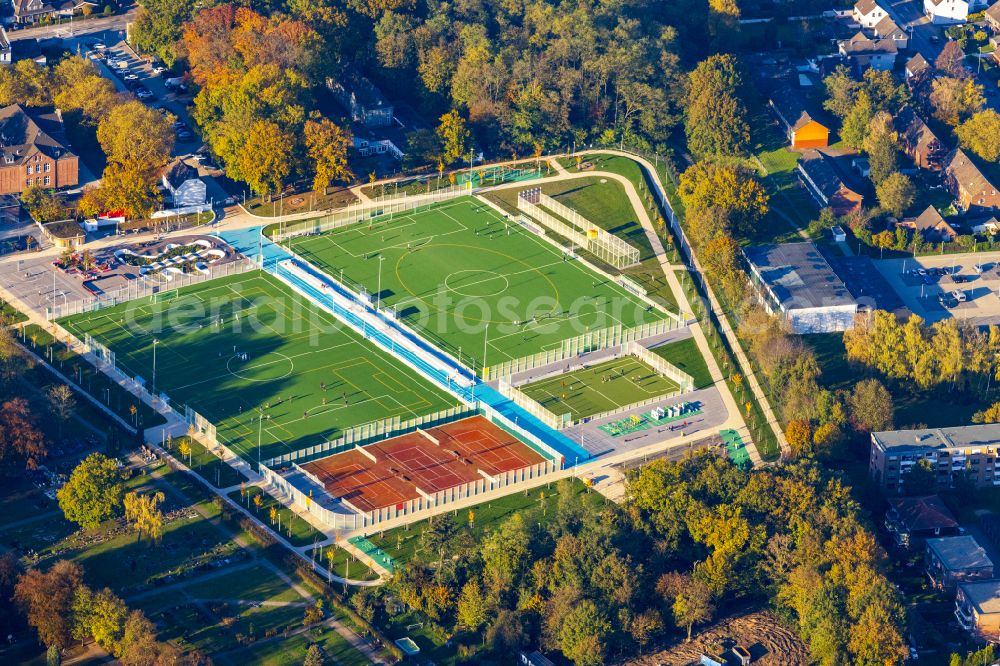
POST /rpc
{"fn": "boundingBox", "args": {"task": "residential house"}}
[161,159,207,208]
[926,536,994,590]
[854,0,889,28]
[944,148,1000,213]
[0,104,78,195]
[987,1,1000,32]
[956,579,1000,642]
[327,75,394,128]
[905,53,931,81]
[886,495,962,549]
[924,0,970,24]
[797,149,864,215]
[838,32,898,72]
[897,205,959,242]
[896,106,947,170]
[768,87,830,149]
[874,15,910,49]
[13,0,98,24]
[870,424,1000,491]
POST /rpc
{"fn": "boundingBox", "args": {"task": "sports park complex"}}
[50,184,712,532]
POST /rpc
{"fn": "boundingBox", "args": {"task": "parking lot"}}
[875,253,1000,325]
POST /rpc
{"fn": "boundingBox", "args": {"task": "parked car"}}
[89,40,106,50]
[976,263,987,273]
[124,73,139,81]
[176,129,194,142]
[151,65,167,75]
[135,87,154,101]
[952,289,968,302]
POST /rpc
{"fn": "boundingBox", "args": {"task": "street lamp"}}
[258,412,263,471]
[376,255,385,310]
[152,338,158,397]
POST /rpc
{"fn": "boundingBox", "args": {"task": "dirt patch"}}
[621,610,809,666]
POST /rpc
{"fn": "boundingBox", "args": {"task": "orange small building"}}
[769,88,830,149]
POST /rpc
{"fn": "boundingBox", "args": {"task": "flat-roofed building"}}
[870,424,1000,491]
[743,241,858,334]
[927,536,994,590]
[956,579,1000,641]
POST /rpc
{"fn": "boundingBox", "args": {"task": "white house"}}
[838,32,899,72]
[161,159,207,208]
[854,0,889,28]
[925,0,970,24]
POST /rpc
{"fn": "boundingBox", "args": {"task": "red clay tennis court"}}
[298,415,547,514]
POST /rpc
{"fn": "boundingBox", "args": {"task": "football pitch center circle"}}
[443,269,510,298]
[226,352,294,382]
[395,243,561,324]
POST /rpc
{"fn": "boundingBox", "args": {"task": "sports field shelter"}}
[283,197,669,373]
[57,272,455,463]
[294,415,558,524]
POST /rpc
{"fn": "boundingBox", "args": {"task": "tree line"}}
[344,455,906,665]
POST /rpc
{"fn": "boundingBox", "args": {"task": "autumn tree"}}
[785,419,812,457]
[456,579,488,630]
[685,54,750,157]
[14,560,84,649]
[97,101,174,170]
[956,110,1000,161]
[657,571,714,641]
[47,384,76,440]
[848,378,894,432]
[72,585,128,655]
[863,112,898,185]
[123,490,166,545]
[303,644,326,666]
[678,161,768,235]
[937,40,969,78]
[876,173,916,218]
[235,120,293,198]
[0,397,46,471]
[559,600,611,666]
[437,110,470,165]
[931,77,985,126]
[841,92,874,150]
[57,453,125,530]
[303,117,353,194]
[21,186,67,223]
[130,0,197,67]
[973,402,1000,423]
[51,56,119,122]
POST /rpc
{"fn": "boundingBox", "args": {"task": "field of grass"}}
[168,436,247,489]
[20,323,164,429]
[284,197,667,371]
[0,296,27,324]
[651,337,713,389]
[215,623,371,666]
[58,272,454,464]
[520,355,681,421]
[182,564,304,603]
[367,478,602,567]
[228,486,325,548]
[306,545,381,582]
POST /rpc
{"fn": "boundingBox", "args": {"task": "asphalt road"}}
[6,6,136,43]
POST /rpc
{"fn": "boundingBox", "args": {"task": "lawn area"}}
[306,544,381,582]
[367,477,603,567]
[0,296,27,324]
[182,564,304,603]
[228,485,326,548]
[651,336,713,389]
[216,623,371,666]
[168,436,247,489]
[21,323,164,430]
[519,355,681,421]
[58,272,453,464]
[284,196,668,371]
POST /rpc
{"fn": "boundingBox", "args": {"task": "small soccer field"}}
[519,355,681,421]
[283,197,668,372]
[58,272,455,464]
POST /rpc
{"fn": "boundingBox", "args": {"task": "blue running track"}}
[214,227,592,465]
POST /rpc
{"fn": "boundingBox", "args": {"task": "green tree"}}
[21,186,65,223]
[956,109,1000,161]
[841,92,874,150]
[57,453,125,530]
[303,643,325,666]
[559,600,610,666]
[481,513,530,596]
[72,585,128,655]
[456,579,488,630]
[864,112,898,185]
[823,64,860,119]
[685,54,750,157]
[437,110,470,165]
[876,173,915,218]
[130,0,197,67]
[847,378,894,432]
[904,458,937,494]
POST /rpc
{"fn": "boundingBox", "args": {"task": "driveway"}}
[884,0,945,62]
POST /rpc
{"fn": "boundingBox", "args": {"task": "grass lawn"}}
[0,296,27,324]
[182,564,304,603]
[0,476,57,525]
[651,337,713,389]
[367,478,603,567]
[228,486,326,548]
[306,545,381,582]
[20,323,164,429]
[284,196,668,371]
[215,623,371,666]
[58,273,453,464]
[168,436,247,489]
[519,355,681,421]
